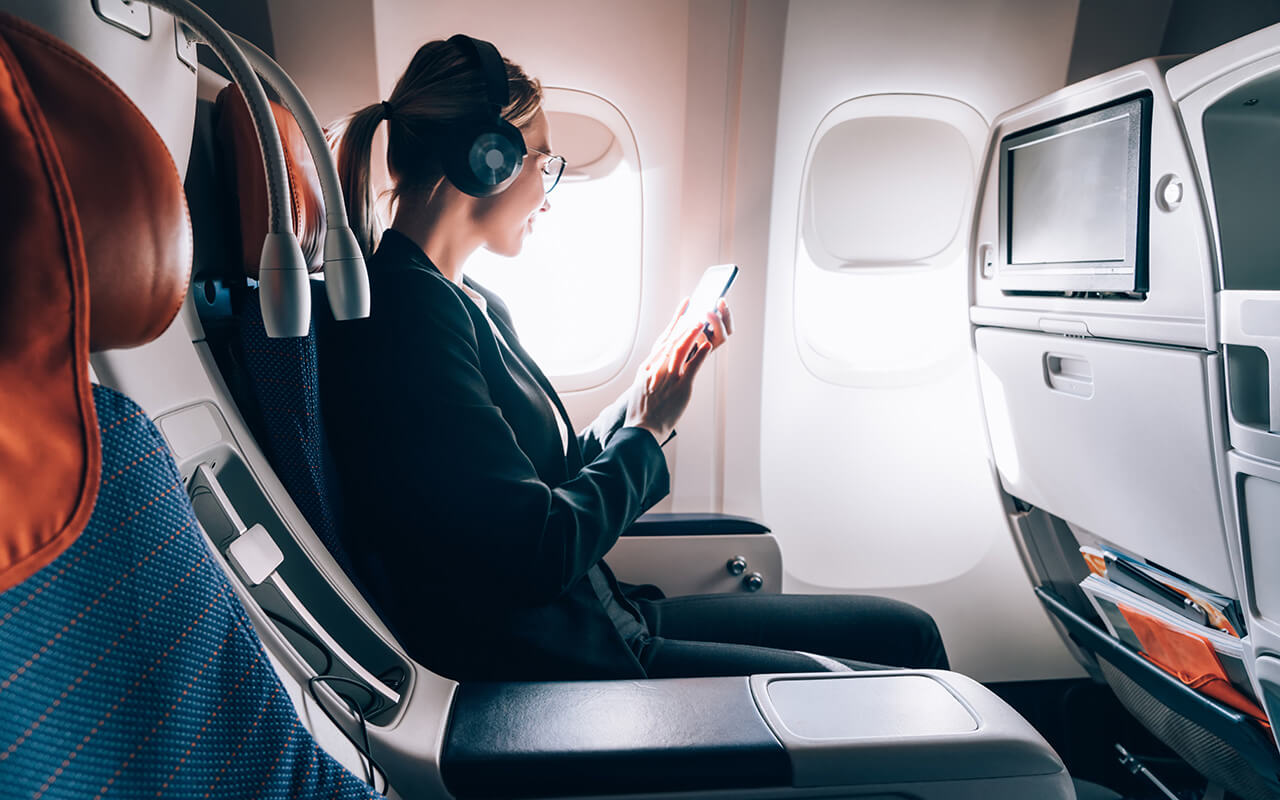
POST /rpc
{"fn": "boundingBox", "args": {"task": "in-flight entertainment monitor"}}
[997,93,1152,294]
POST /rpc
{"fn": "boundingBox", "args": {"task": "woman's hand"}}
[638,297,734,366]
[700,296,734,351]
[624,297,734,443]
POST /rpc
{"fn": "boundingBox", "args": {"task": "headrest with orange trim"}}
[216,84,325,278]
[0,12,191,592]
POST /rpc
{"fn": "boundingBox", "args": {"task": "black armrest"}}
[623,512,770,537]
[441,677,790,798]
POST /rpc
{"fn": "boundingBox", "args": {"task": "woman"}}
[322,35,948,681]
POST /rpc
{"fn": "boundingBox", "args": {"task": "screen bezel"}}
[997,92,1152,294]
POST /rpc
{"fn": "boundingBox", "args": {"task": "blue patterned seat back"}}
[0,385,378,799]
[240,284,355,579]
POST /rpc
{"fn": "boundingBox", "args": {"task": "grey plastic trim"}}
[257,232,312,338]
[91,0,151,39]
[189,464,401,707]
[227,33,370,322]
[606,533,783,596]
[751,670,1070,794]
[138,0,284,230]
[1167,22,1280,100]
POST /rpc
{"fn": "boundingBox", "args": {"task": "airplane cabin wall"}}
[265,0,379,127]
[755,0,1087,681]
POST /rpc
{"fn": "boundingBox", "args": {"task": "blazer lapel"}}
[465,279,585,472]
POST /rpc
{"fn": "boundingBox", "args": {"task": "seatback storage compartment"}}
[975,326,1234,594]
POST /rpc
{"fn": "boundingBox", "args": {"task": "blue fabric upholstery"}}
[0,385,377,799]
[239,285,354,580]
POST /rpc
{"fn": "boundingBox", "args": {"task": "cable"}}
[308,674,390,794]
[263,607,333,675]
[263,609,389,792]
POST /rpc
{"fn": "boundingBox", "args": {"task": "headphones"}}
[437,34,527,197]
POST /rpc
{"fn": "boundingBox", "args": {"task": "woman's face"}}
[472,109,552,257]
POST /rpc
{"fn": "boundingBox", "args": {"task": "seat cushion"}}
[0,385,377,799]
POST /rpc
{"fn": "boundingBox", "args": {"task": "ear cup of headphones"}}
[439,112,527,197]
[436,34,530,198]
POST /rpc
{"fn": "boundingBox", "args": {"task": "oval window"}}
[794,94,987,387]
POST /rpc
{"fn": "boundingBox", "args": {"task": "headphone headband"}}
[448,34,509,113]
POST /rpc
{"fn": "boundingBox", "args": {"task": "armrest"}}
[624,512,770,537]
[440,671,1073,800]
[441,677,790,798]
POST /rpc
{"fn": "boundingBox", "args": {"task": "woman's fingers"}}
[681,338,712,377]
[641,296,731,391]
[652,297,691,355]
[703,310,728,350]
[662,297,691,341]
[668,322,703,374]
[641,297,692,371]
[718,298,733,336]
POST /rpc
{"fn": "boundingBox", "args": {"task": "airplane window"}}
[804,117,971,267]
[794,94,987,386]
[467,89,641,391]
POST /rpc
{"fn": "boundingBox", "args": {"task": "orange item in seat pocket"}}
[1118,604,1270,726]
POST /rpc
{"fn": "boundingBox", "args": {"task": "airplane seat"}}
[971,51,1280,798]
[195,81,387,612]
[0,10,378,797]
[184,69,259,425]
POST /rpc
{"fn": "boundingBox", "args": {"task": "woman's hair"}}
[330,38,542,257]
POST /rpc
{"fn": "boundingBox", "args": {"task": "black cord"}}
[264,607,333,674]
[263,608,392,792]
[307,674,390,794]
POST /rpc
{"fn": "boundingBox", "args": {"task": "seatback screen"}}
[1009,115,1131,265]
[997,93,1150,293]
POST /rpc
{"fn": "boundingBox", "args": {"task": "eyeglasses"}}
[529,147,566,195]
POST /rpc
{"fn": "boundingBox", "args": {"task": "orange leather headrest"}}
[0,13,191,591]
[216,84,324,278]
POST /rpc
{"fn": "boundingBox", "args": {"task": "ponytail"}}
[330,103,387,259]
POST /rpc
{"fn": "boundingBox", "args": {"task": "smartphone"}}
[677,263,738,338]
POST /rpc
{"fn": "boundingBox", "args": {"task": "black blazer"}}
[319,229,669,680]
